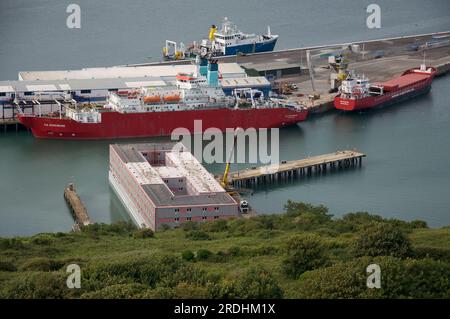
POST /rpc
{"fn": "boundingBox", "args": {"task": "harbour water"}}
[1,0,450,236]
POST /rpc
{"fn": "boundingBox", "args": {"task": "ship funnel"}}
[267,26,271,37]
[207,60,219,87]
[199,56,208,77]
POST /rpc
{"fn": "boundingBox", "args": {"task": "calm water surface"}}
[0,0,449,236]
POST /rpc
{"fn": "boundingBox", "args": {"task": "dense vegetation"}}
[1,201,449,298]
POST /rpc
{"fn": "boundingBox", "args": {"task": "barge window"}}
[108,88,118,92]
[24,91,34,96]
[80,89,91,94]
[0,93,6,97]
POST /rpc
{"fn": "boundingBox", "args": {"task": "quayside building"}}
[109,143,239,230]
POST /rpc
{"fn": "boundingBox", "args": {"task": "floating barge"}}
[109,143,241,231]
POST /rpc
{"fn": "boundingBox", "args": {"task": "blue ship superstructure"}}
[205,17,278,56]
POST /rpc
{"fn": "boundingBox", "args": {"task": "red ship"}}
[17,67,308,139]
[334,65,436,111]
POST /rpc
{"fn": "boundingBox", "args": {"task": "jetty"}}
[230,150,366,188]
[63,183,92,231]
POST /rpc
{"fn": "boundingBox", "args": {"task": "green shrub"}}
[80,283,149,299]
[201,220,228,232]
[196,249,212,261]
[186,230,211,241]
[283,201,333,230]
[282,234,328,278]
[412,246,450,261]
[236,266,284,298]
[297,256,450,298]
[409,220,428,229]
[182,250,195,261]
[0,238,24,250]
[172,282,210,298]
[181,221,199,231]
[355,223,412,258]
[0,272,76,299]
[81,221,136,236]
[0,260,17,272]
[31,235,54,245]
[132,228,154,239]
[20,257,64,272]
[228,246,242,257]
[159,224,171,231]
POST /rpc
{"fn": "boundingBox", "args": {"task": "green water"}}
[1,0,450,236]
[1,76,449,236]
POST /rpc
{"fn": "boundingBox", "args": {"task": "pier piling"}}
[230,150,366,188]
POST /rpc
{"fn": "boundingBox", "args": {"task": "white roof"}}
[165,151,224,194]
[221,76,270,87]
[26,84,58,92]
[126,162,164,185]
[59,84,71,90]
[154,166,184,179]
[0,86,14,93]
[18,63,245,81]
[125,80,166,88]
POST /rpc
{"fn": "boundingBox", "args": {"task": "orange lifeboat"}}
[163,94,181,102]
[143,95,162,103]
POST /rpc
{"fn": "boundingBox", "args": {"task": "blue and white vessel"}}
[163,17,278,60]
[204,17,278,56]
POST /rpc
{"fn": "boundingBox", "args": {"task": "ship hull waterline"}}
[18,107,308,140]
[334,68,436,111]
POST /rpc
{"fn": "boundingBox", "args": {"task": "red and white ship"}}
[334,64,436,111]
[17,61,308,140]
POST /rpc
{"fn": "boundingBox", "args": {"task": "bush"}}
[228,246,242,257]
[185,230,211,241]
[409,220,428,229]
[283,201,333,230]
[0,238,24,250]
[182,250,195,261]
[31,235,54,245]
[181,221,199,231]
[196,249,212,261]
[0,272,75,299]
[282,234,328,278]
[411,246,450,261]
[132,228,154,239]
[20,257,64,272]
[80,283,149,299]
[159,224,171,231]
[355,223,412,258]
[297,256,450,298]
[201,220,228,232]
[81,222,136,236]
[0,260,17,272]
[236,266,284,298]
[172,282,210,298]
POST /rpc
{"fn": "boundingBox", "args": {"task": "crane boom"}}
[221,129,240,188]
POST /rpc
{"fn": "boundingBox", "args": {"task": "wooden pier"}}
[63,183,92,231]
[0,119,21,133]
[230,150,366,188]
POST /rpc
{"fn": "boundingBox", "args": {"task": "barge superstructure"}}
[109,143,240,230]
